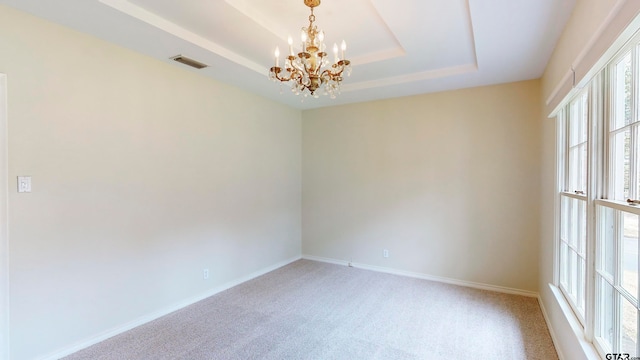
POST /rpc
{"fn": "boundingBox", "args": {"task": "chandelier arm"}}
[322,65,344,78]
[319,69,333,80]
[292,60,305,72]
[273,68,297,83]
[302,61,313,78]
[328,65,341,76]
[290,70,310,87]
[272,70,288,82]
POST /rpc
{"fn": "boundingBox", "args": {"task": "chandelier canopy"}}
[268,0,351,99]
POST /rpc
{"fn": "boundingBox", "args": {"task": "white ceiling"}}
[0,0,576,110]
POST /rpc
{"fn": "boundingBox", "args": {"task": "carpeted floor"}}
[64,259,558,359]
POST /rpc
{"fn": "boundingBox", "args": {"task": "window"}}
[591,46,640,356]
[610,50,638,201]
[568,92,589,195]
[558,91,589,322]
[595,205,638,354]
[556,35,640,358]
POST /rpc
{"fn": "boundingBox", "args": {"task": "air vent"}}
[170,55,208,69]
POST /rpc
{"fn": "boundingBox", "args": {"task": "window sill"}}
[560,192,587,201]
[549,284,601,360]
[594,198,640,215]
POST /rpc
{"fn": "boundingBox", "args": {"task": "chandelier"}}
[268,0,351,99]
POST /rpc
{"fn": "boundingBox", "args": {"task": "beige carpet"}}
[64,259,557,359]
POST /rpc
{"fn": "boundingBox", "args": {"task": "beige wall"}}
[302,80,542,292]
[0,5,302,360]
[542,0,618,104]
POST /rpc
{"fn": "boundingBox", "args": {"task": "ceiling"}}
[0,0,576,110]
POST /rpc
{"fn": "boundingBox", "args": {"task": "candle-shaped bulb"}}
[301,30,307,52]
[333,43,339,63]
[274,46,280,67]
[341,40,347,59]
[317,31,325,51]
[287,35,293,56]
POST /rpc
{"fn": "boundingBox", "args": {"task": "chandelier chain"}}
[309,9,315,25]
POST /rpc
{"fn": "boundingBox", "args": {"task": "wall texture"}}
[542,0,618,106]
[0,5,302,359]
[302,80,542,292]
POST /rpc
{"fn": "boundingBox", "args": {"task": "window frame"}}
[558,89,591,327]
[555,31,640,358]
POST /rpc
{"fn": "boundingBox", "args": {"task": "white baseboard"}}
[302,254,539,298]
[38,255,302,360]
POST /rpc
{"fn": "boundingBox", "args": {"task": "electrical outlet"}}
[203,269,209,280]
[17,176,31,193]
[383,249,389,258]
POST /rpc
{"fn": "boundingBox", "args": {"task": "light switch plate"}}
[17,176,31,193]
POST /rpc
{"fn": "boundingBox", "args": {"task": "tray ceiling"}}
[0,0,576,109]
